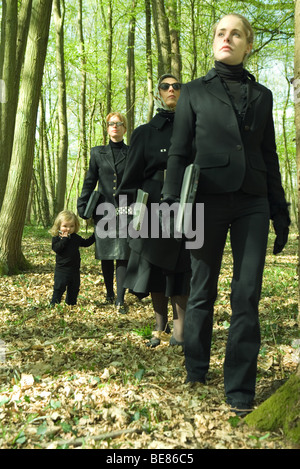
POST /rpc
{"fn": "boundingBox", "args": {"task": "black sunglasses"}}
[159,82,181,91]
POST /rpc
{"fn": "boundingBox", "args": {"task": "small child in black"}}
[50,210,95,306]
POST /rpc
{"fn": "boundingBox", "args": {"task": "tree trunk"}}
[145,0,154,122]
[40,94,56,218]
[282,75,297,221]
[168,0,181,80]
[0,0,33,209]
[0,1,18,209]
[190,0,197,80]
[37,97,52,227]
[244,372,300,445]
[53,0,68,215]
[295,0,300,329]
[78,0,88,172]
[0,0,53,275]
[126,0,136,141]
[151,0,171,77]
[106,0,113,126]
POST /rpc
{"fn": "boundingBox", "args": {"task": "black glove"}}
[160,194,180,205]
[272,206,290,255]
[159,194,180,239]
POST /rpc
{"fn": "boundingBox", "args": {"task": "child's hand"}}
[59,230,70,238]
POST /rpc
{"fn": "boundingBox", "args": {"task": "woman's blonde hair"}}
[106,112,127,130]
[213,13,254,45]
[49,210,80,236]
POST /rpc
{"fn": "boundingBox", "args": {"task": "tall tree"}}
[53,0,68,215]
[0,0,33,209]
[145,0,154,121]
[0,0,53,274]
[0,1,17,209]
[295,0,300,330]
[151,0,171,76]
[78,0,88,174]
[37,95,52,227]
[168,0,182,80]
[126,0,136,141]
[106,0,113,124]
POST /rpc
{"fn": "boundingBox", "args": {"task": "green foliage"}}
[133,323,153,339]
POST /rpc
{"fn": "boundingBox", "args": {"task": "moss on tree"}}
[245,373,300,445]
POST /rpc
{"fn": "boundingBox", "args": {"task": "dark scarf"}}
[214,61,249,126]
[157,108,176,120]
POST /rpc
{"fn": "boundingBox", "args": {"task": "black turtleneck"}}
[215,60,245,81]
[215,61,248,126]
[109,139,125,162]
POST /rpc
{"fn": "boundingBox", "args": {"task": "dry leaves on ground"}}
[0,229,299,449]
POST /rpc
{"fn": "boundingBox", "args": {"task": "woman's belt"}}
[116,206,133,216]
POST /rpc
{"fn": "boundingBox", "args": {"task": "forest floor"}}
[0,225,299,450]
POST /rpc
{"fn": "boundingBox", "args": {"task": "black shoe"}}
[169,336,184,346]
[105,295,115,304]
[185,376,206,385]
[230,404,253,417]
[146,336,161,348]
[115,302,127,314]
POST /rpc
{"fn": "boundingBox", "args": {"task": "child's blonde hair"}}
[49,210,80,236]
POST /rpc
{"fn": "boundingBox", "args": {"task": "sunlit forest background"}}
[0,0,296,229]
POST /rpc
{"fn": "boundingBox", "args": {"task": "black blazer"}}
[78,143,128,214]
[163,68,286,215]
[77,143,130,260]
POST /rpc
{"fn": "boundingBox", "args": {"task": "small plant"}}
[133,323,153,340]
[248,433,270,448]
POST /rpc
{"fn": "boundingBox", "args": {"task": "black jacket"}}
[117,112,175,205]
[78,143,128,212]
[77,143,130,260]
[163,68,286,217]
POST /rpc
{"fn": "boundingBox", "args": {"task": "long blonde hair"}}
[49,210,80,236]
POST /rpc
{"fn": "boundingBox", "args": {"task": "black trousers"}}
[184,191,270,406]
[51,268,80,306]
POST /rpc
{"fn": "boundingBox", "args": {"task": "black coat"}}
[77,143,130,260]
[117,112,173,205]
[117,110,190,273]
[163,68,286,216]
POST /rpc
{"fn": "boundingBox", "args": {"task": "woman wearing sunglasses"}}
[77,112,130,313]
[117,74,191,347]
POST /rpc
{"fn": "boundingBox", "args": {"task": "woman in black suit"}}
[163,14,290,415]
[117,74,191,347]
[77,112,129,313]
